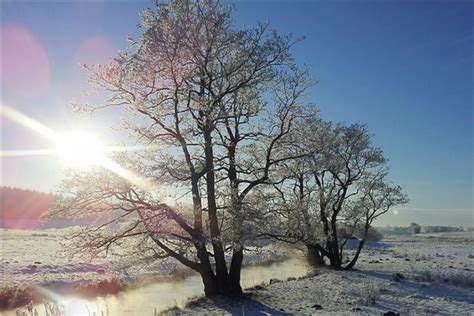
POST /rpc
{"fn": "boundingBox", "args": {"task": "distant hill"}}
[1,186,54,229]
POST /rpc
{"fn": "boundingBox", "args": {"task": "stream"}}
[9,257,310,316]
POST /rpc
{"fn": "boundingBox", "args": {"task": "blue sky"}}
[1,0,472,226]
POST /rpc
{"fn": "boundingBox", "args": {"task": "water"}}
[7,257,309,316]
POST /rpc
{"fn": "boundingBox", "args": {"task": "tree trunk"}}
[327,216,343,270]
[345,222,369,270]
[226,143,243,296]
[227,249,244,296]
[200,258,243,297]
[329,255,342,269]
[201,273,243,297]
[306,244,324,266]
[203,129,228,293]
[200,269,218,297]
[327,240,342,270]
[345,238,366,270]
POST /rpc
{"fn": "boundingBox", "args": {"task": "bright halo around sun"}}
[55,131,106,168]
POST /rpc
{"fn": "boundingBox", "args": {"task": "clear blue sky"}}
[2,0,472,226]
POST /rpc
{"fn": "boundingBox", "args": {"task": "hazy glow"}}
[55,131,105,168]
[74,36,115,65]
[2,105,56,140]
[32,286,97,316]
[1,24,50,97]
[0,148,57,157]
[2,105,155,190]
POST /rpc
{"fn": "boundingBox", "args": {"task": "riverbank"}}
[168,233,474,315]
[1,227,289,311]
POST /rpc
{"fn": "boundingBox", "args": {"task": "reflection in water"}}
[10,257,309,316]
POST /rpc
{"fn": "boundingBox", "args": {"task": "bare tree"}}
[343,173,408,269]
[270,119,408,269]
[50,0,313,296]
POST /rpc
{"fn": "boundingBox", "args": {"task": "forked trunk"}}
[200,266,243,297]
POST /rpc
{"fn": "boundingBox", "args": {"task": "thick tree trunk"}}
[203,129,228,293]
[200,269,218,297]
[227,249,244,296]
[226,143,243,296]
[327,216,343,269]
[327,240,342,270]
[200,259,243,297]
[329,255,342,269]
[201,274,243,297]
[306,244,324,266]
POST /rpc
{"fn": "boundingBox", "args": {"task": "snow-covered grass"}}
[3,229,474,315]
[169,232,474,315]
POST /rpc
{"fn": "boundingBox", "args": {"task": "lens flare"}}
[55,131,105,167]
[2,104,155,191]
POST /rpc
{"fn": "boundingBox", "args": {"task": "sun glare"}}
[55,131,105,168]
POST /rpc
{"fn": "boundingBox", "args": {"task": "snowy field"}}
[0,228,284,289]
[171,232,474,315]
[0,227,286,313]
[2,229,473,315]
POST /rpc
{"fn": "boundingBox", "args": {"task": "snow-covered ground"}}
[0,228,284,290]
[170,232,474,315]
[3,229,473,315]
[0,227,286,314]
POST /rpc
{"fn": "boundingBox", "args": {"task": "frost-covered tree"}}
[260,112,329,265]
[49,0,313,296]
[343,172,408,269]
[270,118,408,269]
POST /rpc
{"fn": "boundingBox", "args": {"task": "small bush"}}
[365,227,384,241]
[415,270,435,283]
[349,285,382,306]
[409,223,421,235]
[338,225,384,241]
[391,273,405,282]
[363,286,381,306]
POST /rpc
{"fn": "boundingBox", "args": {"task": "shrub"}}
[365,227,384,241]
[338,225,384,241]
[364,285,382,306]
[409,223,421,235]
[0,287,36,310]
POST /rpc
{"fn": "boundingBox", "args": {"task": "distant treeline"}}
[420,226,467,233]
[378,224,472,236]
[0,186,55,229]
[1,187,106,230]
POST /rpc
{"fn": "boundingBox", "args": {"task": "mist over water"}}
[7,257,309,316]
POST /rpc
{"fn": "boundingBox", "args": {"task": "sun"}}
[55,131,105,168]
